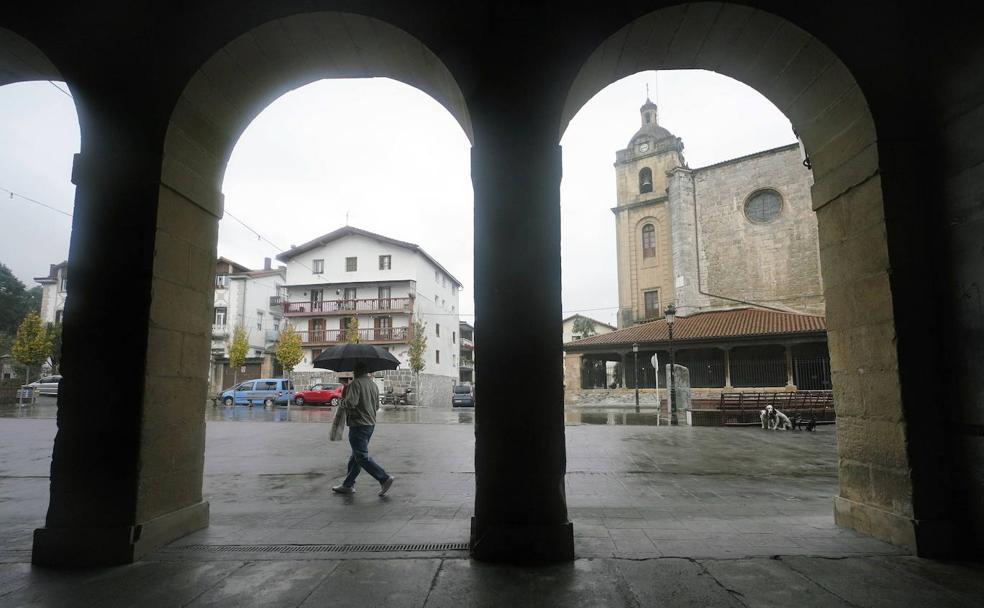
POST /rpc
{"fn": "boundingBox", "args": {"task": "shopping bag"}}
[330,407,346,441]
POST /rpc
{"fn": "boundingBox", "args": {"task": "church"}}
[564,97,831,405]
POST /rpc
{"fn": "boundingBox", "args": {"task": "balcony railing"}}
[459,360,475,370]
[460,337,474,350]
[283,297,413,316]
[212,324,229,337]
[296,326,411,346]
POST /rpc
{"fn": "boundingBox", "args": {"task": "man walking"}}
[332,361,395,496]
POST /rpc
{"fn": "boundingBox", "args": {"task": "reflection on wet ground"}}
[0,397,677,427]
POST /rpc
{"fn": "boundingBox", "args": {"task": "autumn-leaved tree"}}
[343,317,360,343]
[228,325,250,385]
[407,319,427,399]
[11,312,52,386]
[275,324,303,379]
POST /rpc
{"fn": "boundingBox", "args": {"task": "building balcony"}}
[212,324,229,338]
[460,337,474,350]
[282,297,413,317]
[264,329,280,343]
[296,326,411,346]
[459,360,475,370]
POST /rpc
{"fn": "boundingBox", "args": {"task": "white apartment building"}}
[210,257,286,391]
[275,226,461,380]
[34,261,68,325]
[459,321,475,384]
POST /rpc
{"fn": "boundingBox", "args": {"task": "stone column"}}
[785,345,795,388]
[33,110,212,568]
[469,110,573,563]
[723,348,733,389]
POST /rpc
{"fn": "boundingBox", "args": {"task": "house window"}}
[214,307,227,325]
[256,311,264,330]
[435,270,440,282]
[639,167,653,194]
[644,290,660,320]
[436,350,440,364]
[215,275,229,289]
[59,276,68,292]
[435,294,439,306]
[273,318,280,331]
[378,286,391,308]
[436,323,440,337]
[642,224,656,258]
[312,259,324,274]
[55,310,63,324]
[379,255,391,270]
[452,331,456,344]
[346,257,357,272]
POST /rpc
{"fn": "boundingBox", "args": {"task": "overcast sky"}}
[0,70,795,325]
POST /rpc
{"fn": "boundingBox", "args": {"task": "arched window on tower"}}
[642,224,656,258]
[639,167,653,194]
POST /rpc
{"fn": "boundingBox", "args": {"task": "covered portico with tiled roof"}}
[563,308,831,413]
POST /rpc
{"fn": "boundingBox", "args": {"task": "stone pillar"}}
[470,110,573,563]
[33,116,212,568]
[785,345,795,388]
[723,348,733,389]
[666,167,708,312]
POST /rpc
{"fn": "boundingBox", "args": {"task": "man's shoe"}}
[378,476,394,496]
[332,485,354,494]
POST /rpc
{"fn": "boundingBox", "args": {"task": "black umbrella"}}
[312,343,401,372]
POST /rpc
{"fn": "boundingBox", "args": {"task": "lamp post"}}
[665,303,677,426]
[632,342,639,413]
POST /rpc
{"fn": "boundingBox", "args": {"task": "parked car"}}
[217,378,294,407]
[293,382,344,406]
[18,375,62,399]
[452,384,475,407]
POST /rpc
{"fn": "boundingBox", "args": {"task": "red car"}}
[293,382,344,406]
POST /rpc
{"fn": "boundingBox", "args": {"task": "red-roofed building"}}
[563,307,830,408]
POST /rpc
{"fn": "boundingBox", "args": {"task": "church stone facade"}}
[614,98,823,325]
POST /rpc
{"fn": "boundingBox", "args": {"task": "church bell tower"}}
[612,97,686,327]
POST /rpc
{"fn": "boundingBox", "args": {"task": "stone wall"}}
[671,145,824,316]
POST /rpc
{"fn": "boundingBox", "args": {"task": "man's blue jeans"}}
[343,424,389,488]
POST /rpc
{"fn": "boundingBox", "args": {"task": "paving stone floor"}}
[1,405,982,606]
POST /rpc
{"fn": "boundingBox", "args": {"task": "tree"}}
[0,263,31,336]
[46,323,63,373]
[343,317,361,343]
[407,319,427,400]
[228,325,250,385]
[11,312,52,387]
[572,316,597,339]
[274,325,303,377]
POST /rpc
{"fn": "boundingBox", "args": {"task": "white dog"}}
[760,404,791,430]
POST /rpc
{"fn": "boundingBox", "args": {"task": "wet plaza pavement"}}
[1,400,982,606]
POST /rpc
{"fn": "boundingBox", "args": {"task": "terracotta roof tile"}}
[565,308,825,349]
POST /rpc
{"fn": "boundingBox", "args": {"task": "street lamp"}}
[632,342,640,413]
[665,303,677,426]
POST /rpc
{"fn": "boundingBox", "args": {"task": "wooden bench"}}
[717,390,835,426]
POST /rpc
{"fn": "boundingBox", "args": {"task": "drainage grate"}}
[174,542,469,554]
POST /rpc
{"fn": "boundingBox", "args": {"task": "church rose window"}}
[642,223,656,258]
[744,189,783,223]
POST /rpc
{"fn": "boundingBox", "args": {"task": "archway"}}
[560,3,924,553]
[32,11,474,565]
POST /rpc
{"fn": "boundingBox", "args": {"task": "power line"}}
[0,186,73,218]
[48,81,72,98]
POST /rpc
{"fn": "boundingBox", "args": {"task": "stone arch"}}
[135,11,474,555]
[0,27,64,85]
[161,11,473,219]
[560,4,920,552]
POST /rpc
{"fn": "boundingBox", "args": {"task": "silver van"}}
[218,378,295,407]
